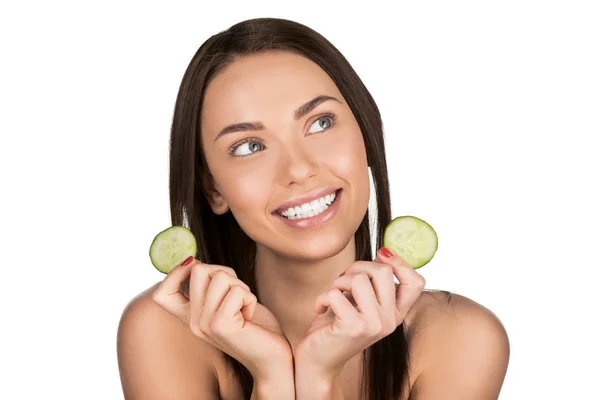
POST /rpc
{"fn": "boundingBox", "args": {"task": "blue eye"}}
[229,138,265,157]
[308,114,337,134]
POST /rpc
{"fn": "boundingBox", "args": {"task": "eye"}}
[229,138,265,157]
[308,114,337,134]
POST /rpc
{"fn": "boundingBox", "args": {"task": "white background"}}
[1,1,598,399]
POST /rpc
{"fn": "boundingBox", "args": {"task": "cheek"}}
[324,127,369,181]
[326,128,371,211]
[220,163,278,244]
[216,163,275,213]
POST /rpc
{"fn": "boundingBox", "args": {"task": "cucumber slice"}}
[383,216,438,269]
[149,225,198,274]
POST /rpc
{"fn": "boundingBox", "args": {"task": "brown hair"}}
[169,17,410,399]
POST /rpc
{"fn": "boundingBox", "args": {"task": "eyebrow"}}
[213,95,342,142]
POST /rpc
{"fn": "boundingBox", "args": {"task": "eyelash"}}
[227,112,338,156]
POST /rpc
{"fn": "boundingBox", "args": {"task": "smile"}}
[277,190,337,220]
[273,189,342,230]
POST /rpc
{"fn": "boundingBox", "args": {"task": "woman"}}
[117,17,510,400]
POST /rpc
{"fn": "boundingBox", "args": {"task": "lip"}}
[273,189,342,230]
[273,186,340,213]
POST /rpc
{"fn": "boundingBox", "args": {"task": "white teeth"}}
[278,191,338,220]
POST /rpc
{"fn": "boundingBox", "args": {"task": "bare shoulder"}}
[404,290,510,399]
[117,283,237,399]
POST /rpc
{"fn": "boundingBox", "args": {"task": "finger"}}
[152,260,194,305]
[214,285,257,325]
[333,261,396,311]
[332,272,380,315]
[377,248,426,322]
[197,270,247,329]
[316,289,361,323]
[349,273,380,318]
[188,263,248,319]
[316,287,354,313]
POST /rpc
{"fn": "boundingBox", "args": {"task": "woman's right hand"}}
[151,256,292,381]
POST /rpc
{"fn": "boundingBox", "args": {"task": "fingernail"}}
[181,256,194,267]
[379,247,394,258]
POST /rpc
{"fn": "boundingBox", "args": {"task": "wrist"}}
[252,381,295,400]
[252,379,295,400]
[294,362,343,400]
[251,360,295,399]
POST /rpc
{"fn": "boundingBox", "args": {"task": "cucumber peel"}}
[149,225,198,274]
[383,216,438,269]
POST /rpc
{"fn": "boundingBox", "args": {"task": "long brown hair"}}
[169,17,409,399]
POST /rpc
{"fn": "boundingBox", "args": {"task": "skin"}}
[200,50,371,351]
[117,51,510,399]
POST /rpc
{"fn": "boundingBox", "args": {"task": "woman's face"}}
[200,51,370,260]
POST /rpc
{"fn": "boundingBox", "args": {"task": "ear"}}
[200,171,229,215]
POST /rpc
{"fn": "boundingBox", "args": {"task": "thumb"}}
[375,246,405,284]
[236,290,257,321]
[242,299,257,321]
[376,246,412,266]
[374,246,398,263]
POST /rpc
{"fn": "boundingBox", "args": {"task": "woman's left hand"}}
[293,247,426,380]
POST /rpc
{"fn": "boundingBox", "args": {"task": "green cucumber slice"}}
[383,216,438,269]
[149,225,198,274]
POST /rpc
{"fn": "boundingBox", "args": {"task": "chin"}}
[281,231,354,262]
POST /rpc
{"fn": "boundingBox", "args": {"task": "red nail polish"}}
[379,247,393,258]
[181,256,194,267]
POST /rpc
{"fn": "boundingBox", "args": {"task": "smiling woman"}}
[117,17,509,400]
[198,47,372,265]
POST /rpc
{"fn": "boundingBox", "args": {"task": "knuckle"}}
[230,285,246,296]
[211,270,233,285]
[378,265,394,280]
[345,261,364,273]
[208,319,225,337]
[189,321,203,337]
[198,321,211,336]
[368,320,383,335]
[348,321,368,338]
[416,274,426,289]
[211,269,228,279]
[364,318,383,336]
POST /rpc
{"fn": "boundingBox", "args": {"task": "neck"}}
[253,237,357,350]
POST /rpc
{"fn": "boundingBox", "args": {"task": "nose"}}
[277,140,318,186]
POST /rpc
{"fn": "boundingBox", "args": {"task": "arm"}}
[117,294,219,400]
[409,294,510,400]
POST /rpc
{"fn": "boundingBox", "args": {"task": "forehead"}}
[201,51,342,133]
